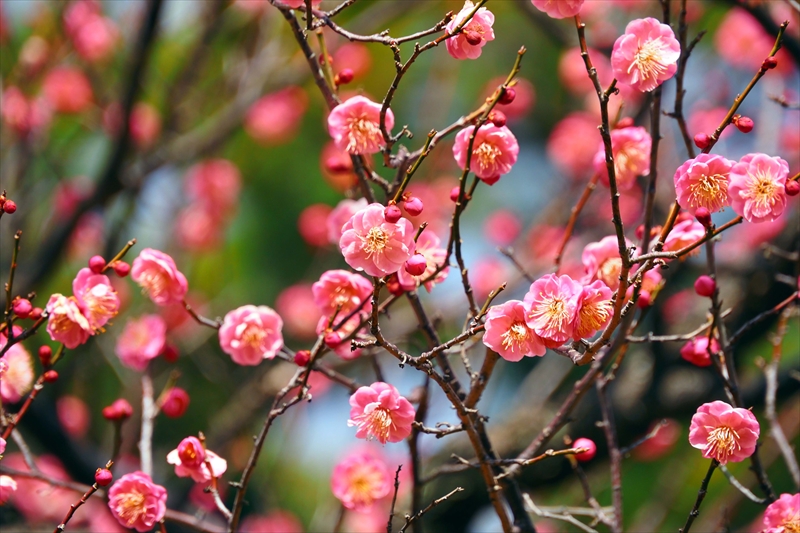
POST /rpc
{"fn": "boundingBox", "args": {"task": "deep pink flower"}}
[245,86,308,145]
[763,493,800,533]
[131,248,189,306]
[275,283,321,339]
[688,400,760,465]
[483,300,546,361]
[573,280,613,339]
[115,315,167,371]
[729,153,789,224]
[279,0,322,8]
[219,305,284,366]
[184,159,242,219]
[327,95,393,155]
[523,274,583,347]
[339,203,416,277]
[396,231,448,292]
[547,112,599,180]
[611,17,680,92]
[593,126,651,191]
[167,436,227,483]
[581,236,631,291]
[107,471,167,532]
[674,154,735,215]
[531,0,584,19]
[663,218,705,254]
[3,453,76,522]
[72,267,119,330]
[0,475,16,504]
[42,67,93,114]
[331,451,392,512]
[313,269,373,317]
[453,124,519,184]
[328,198,369,244]
[348,382,416,444]
[46,294,93,349]
[680,336,719,368]
[0,336,34,403]
[445,1,495,60]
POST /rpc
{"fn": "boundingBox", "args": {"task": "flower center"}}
[687,172,729,212]
[86,285,118,324]
[355,406,394,442]
[576,299,612,338]
[615,143,646,181]
[629,38,669,82]
[364,227,389,256]
[140,271,168,298]
[598,258,623,288]
[783,518,800,533]
[347,467,383,506]
[116,491,146,525]
[744,171,778,212]
[242,324,266,349]
[501,321,529,352]
[705,425,740,463]
[473,142,501,172]
[346,115,382,154]
[533,295,570,335]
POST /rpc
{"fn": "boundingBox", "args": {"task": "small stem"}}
[679,460,718,533]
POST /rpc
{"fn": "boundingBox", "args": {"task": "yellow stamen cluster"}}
[474,142,501,173]
[116,491,146,526]
[687,173,729,212]
[346,115,382,154]
[500,322,530,352]
[363,227,389,257]
[705,425,740,463]
[629,38,670,83]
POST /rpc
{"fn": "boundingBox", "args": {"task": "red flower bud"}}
[335,68,354,85]
[403,196,424,217]
[762,56,778,70]
[386,274,404,296]
[88,255,106,274]
[39,345,53,367]
[489,110,507,128]
[3,200,17,214]
[30,307,43,320]
[404,254,427,276]
[449,186,461,203]
[294,349,311,367]
[161,387,190,418]
[733,115,754,133]
[112,261,130,277]
[324,331,341,348]
[498,87,516,105]
[636,291,652,309]
[785,180,800,197]
[102,398,133,421]
[694,275,716,297]
[43,370,59,383]
[384,204,402,223]
[693,133,710,149]
[12,298,32,319]
[573,438,597,462]
[162,343,179,363]
[95,468,113,487]
[695,207,712,228]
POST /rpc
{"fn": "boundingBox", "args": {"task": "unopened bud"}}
[43,370,59,383]
[161,387,190,418]
[693,133,710,149]
[695,207,712,228]
[733,115,754,133]
[637,291,652,309]
[12,298,32,319]
[324,331,341,348]
[294,350,311,367]
[573,438,597,462]
[95,468,113,487]
[112,261,130,277]
[449,186,461,203]
[3,200,17,214]
[162,343,179,363]
[489,110,507,127]
[498,87,516,105]
[403,196,424,217]
[694,275,716,297]
[30,307,43,320]
[404,254,427,276]
[88,255,106,274]
[102,398,133,421]
[386,274,404,296]
[762,56,778,70]
[39,345,53,367]
[785,180,800,197]
[384,204,402,223]
[335,68,354,85]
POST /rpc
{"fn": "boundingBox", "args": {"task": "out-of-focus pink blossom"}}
[298,203,333,247]
[632,419,681,462]
[245,86,308,145]
[715,8,784,72]
[333,42,372,79]
[279,0,322,8]
[688,107,731,140]
[0,337,34,403]
[161,387,190,418]
[547,112,599,180]
[680,336,719,367]
[729,153,789,224]
[331,451,392,512]
[1,87,51,136]
[523,274,583,347]
[56,395,91,438]
[276,283,322,339]
[72,267,119,330]
[531,0,584,19]
[581,236,631,290]
[131,248,189,306]
[674,154,735,215]
[115,315,167,371]
[328,198,369,244]
[0,437,5,455]
[68,5,119,63]
[663,218,705,254]
[46,294,93,349]
[313,269,373,317]
[396,232,448,292]
[321,141,358,192]
[688,400,759,465]
[453,124,519,185]
[482,77,536,120]
[167,436,227,483]
[42,67,94,114]
[348,382,415,444]
[67,212,105,262]
[445,1,495,60]
[4,454,76,522]
[328,95,392,155]
[483,300,546,361]
[484,209,521,246]
[472,258,508,300]
[64,0,100,37]
[107,471,167,532]
[240,511,304,533]
[0,475,16,504]
[573,280,613,339]
[339,203,416,277]
[559,47,611,96]
[128,102,161,148]
[763,493,800,533]
[593,126,651,191]
[219,305,284,366]
[184,159,242,219]
[175,206,223,251]
[611,17,680,92]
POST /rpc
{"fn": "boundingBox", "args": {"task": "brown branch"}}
[54,460,113,532]
[399,486,464,533]
[596,380,622,533]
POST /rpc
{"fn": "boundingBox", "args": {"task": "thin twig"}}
[387,465,403,533]
[399,486,464,533]
[679,460,718,533]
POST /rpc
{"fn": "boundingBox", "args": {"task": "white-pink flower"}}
[45,293,93,349]
[530,0,584,19]
[107,471,167,532]
[327,198,368,244]
[115,315,167,371]
[396,232,449,292]
[482,300,546,361]
[523,274,583,347]
[327,95,393,155]
[331,450,392,512]
[72,267,119,330]
[131,248,188,306]
[728,153,789,223]
[573,280,613,339]
[219,305,284,366]
[339,203,416,277]
[445,1,495,60]
[348,382,416,444]
[611,17,680,92]
[167,436,227,483]
[453,124,519,185]
[593,126,651,191]
[0,475,17,504]
[674,154,735,215]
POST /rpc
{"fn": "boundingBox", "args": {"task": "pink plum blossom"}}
[728,153,789,223]
[593,126,651,191]
[72,267,119,330]
[547,112,599,180]
[0,437,5,455]
[57,395,91,438]
[313,269,373,317]
[559,47,611,97]
[339,203,416,277]
[107,471,167,532]
[333,42,373,80]
[611,17,680,92]
[573,280,613,339]
[275,283,321,339]
[184,159,242,219]
[42,67,93,114]
[70,10,119,62]
[715,8,783,72]
[680,336,719,367]
[0,337,34,403]
[129,102,161,148]
[348,382,416,444]
[46,294,93,349]
[327,95,393,155]
[115,315,167,371]
[445,1,495,60]
[674,154,735,215]
[328,198,369,244]
[484,210,521,246]
[3,453,76,522]
[663,218,705,254]
[321,141,358,192]
[298,204,333,247]
[483,300,546,361]
[531,0,584,19]
[396,232,449,292]
[131,248,189,306]
[763,493,800,533]
[331,451,392,512]
[0,475,17,504]
[453,124,519,184]
[1,86,51,137]
[219,305,284,365]
[167,436,227,483]
[175,206,223,251]
[581,235,632,290]
[523,274,583,347]
[688,400,760,465]
[245,86,308,145]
